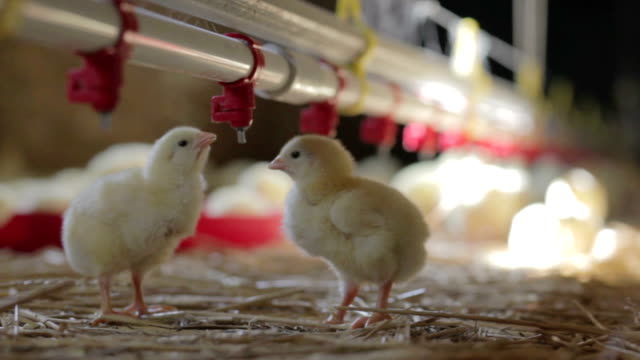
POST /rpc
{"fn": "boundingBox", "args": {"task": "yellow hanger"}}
[451,18,493,140]
[0,0,24,40]
[336,0,378,116]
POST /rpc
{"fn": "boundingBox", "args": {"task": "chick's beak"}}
[196,132,217,150]
[268,157,287,171]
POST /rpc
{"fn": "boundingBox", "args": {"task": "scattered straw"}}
[0,280,74,312]
[1,247,640,359]
[215,288,304,312]
[573,299,609,331]
[337,306,612,336]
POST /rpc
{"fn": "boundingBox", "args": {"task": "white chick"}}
[237,162,292,209]
[87,143,152,177]
[63,127,216,323]
[204,185,273,217]
[269,135,429,328]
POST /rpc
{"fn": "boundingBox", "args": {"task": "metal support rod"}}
[415,1,526,73]
[3,0,460,127]
[1,0,538,138]
[513,0,548,69]
[144,0,533,122]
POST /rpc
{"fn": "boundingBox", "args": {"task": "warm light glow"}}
[494,106,534,133]
[434,154,529,213]
[451,19,479,77]
[476,98,535,135]
[568,253,592,271]
[486,165,528,193]
[496,107,517,121]
[545,180,591,220]
[437,154,489,211]
[505,203,564,269]
[568,168,598,192]
[418,82,468,114]
[591,228,618,262]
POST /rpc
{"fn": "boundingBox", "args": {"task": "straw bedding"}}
[1,243,640,360]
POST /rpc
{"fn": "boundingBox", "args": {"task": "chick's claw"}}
[368,312,392,325]
[324,313,345,325]
[90,310,136,326]
[350,316,369,329]
[350,313,392,329]
[123,303,177,317]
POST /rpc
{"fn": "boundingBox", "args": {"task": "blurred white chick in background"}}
[203,159,254,192]
[270,135,429,329]
[63,127,216,324]
[33,168,95,214]
[238,162,292,209]
[390,161,440,217]
[356,154,402,184]
[530,155,567,201]
[205,185,273,217]
[0,185,14,226]
[86,143,152,177]
[7,178,50,214]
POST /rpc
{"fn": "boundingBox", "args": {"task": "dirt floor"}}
[1,244,640,360]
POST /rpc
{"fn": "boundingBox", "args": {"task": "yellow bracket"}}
[336,0,364,26]
[341,29,377,116]
[0,0,24,40]
[450,18,494,139]
[517,60,543,101]
[336,0,378,116]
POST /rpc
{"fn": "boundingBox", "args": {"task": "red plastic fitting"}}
[402,122,440,156]
[474,138,519,159]
[438,131,468,151]
[299,63,346,137]
[300,102,340,137]
[67,0,137,114]
[211,33,265,143]
[359,83,402,147]
[360,115,398,147]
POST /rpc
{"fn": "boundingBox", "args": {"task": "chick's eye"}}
[178,140,188,147]
[291,151,300,159]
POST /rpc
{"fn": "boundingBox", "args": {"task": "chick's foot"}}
[123,303,177,317]
[325,313,345,324]
[350,313,392,329]
[91,309,136,326]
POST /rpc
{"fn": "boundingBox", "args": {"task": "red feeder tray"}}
[0,213,63,252]
[178,213,283,251]
[0,212,283,253]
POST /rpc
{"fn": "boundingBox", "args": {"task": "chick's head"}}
[145,127,216,179]
[269,135,354,183]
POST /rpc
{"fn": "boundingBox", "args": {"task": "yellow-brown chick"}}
[269,135,429,328]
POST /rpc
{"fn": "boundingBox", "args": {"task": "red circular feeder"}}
[178,213,283,252]
[0,212,283,253]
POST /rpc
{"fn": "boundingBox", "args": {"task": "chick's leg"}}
[123,271,176,316]
[369,280,394,324]
[351,280,393,329]
[91,276,131,325]
[325,282,359,324]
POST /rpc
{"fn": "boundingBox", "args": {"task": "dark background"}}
[440,0,640,112]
